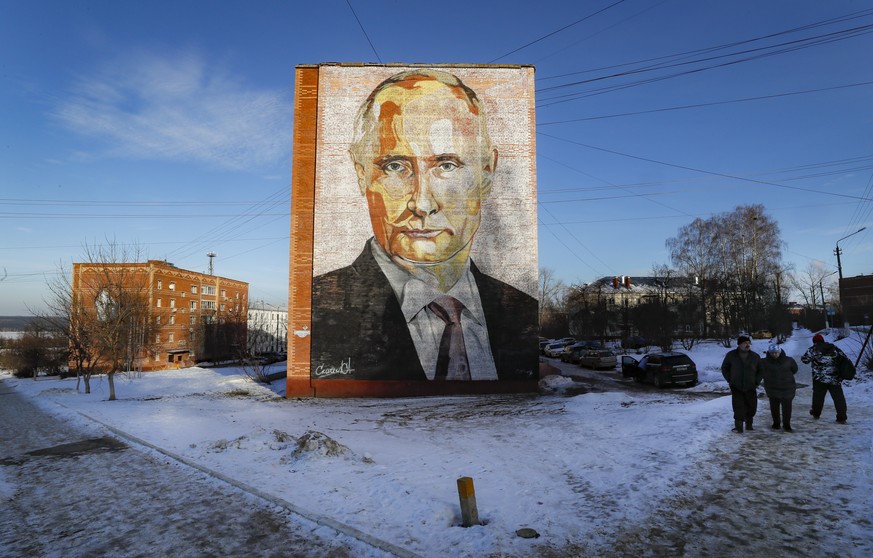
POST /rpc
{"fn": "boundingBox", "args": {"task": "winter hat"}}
[812,334,825,344]
[767,343,780,353]
[737,335,751,345]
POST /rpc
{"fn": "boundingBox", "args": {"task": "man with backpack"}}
[801,333,849,424]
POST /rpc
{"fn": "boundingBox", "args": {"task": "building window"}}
[190,315,196,325]
[169,315,175,325]
[190,301,197,310]
[202,300,216,310]
[221,289,226,298]
[157,298,162,308]
[170,299,176,309]
[220,303,226,311]
[156,316,161,324]
[169,332,174,342]
[156,333,161,343]
[169,281,176,291]
[191,285,198,294]
[236,292,240,299]
[202,285,216,296]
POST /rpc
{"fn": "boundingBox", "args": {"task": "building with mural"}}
[288,63,539,397]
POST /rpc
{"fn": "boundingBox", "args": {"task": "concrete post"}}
[456,476,480,527]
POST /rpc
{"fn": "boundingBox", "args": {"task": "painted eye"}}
[383,161,407,173]
[438,161,458,172]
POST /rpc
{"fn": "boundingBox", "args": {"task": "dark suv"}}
[621,352,698,388]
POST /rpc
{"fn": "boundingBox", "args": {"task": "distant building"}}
[72,260,248,370]
[248,303,287,355]
[839,274,873,325]
[568,275,697,339]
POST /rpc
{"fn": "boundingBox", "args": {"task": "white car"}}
[544,341,572,358]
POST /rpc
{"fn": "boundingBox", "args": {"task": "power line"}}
[536,22,873,107]
[489,0,627,63]
[539,81,873,125]
[538,131,873,203]
[537,8,873,84]
[0,212,288,219]
[345,0,382,63]
[0,198,289,207]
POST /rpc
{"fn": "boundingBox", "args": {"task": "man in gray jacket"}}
[801,333,849,423]
[721,335,763,433]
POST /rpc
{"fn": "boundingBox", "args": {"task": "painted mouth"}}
[402,229,444,239]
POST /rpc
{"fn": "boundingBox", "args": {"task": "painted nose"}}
[406,172,439,216]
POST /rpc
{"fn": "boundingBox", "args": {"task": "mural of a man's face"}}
[353,76,498,266]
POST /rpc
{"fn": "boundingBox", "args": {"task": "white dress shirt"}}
[370,239,498,380]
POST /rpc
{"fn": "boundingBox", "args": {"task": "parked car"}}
[578,349,618,370]
[751,330,773,339]
[539,340,552,354]
[621,352,698,388]
[622,336,649,350]
[559,341,603,363]
[557,341,593,363]
[544,341,573,358]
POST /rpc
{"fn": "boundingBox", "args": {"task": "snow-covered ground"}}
[2,328,871,557]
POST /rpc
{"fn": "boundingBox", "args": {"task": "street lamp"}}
[835,227,866,280]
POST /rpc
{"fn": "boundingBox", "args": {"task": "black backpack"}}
[835,353,857,381]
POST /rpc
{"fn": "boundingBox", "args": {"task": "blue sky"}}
[1,0,871,315]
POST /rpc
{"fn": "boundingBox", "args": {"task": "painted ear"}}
[353,162,368,195]
[480,148,498,196]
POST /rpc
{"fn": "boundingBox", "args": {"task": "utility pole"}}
[835,227,866,280]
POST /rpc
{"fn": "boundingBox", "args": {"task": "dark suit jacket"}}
[311,242,539,381]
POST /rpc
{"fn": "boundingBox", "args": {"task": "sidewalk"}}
[0,381,392,558]
[605,361,873,557]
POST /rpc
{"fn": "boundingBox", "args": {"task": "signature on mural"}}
[314,358,355,377]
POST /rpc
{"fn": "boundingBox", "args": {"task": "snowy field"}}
[2,328,872,557]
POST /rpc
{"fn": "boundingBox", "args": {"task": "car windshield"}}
[668,355,694,366]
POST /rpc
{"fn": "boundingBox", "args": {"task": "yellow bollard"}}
[456,476,480,527]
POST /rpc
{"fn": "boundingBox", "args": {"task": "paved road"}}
[0,380,390,558]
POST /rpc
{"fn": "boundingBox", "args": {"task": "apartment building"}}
[72,260,249,370]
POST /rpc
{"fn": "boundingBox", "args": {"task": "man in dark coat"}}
[801,333,849,423]
[721,335,763,433]
[760,343,798,432]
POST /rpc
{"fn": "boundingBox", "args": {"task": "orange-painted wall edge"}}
[286,66,319,397]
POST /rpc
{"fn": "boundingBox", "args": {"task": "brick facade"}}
[72,260,248,370]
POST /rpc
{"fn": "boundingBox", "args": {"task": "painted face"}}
[355,79,496,265]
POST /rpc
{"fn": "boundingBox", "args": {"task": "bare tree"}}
[667,205,786,337]
[69,241,158,401]
[667,217,718,337]
[30,263,101,393]
[790,260,837,330]
[564,281,611,342]
[538,268,565,330]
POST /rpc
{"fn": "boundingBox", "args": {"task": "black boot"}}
[783,424,793,432]
[732,420,743,433]
[745,419,754,431]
